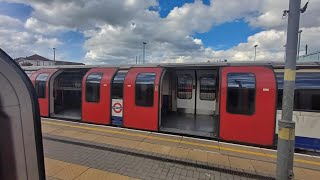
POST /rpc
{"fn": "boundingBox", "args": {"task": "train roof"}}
[21,61,320,71]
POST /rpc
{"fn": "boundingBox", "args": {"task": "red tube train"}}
[23,62,320,150]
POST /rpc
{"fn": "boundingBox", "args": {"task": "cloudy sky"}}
[0,0,319,64]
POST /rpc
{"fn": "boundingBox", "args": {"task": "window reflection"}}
[200,74,216,101]
[86,73,103,103]
[135,73,156,107]
[177,74,193,99]
[112,71,128,99]
[227,73,255,115]
[35,73,49,98]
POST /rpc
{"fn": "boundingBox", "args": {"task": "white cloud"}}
[193,38,203,45]
[1,0,320,64]
[247,0,320,30]
[0,15,61,59]
[8,0,158,29]
[0,14,23,28]
[298,26,320,54]
[81,0,287,64]
[212,30,286,62]
[246,1,288,29]
[25,17,71,34]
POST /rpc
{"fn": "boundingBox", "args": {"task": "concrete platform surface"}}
[45,158,139,180]
[43,135,248,180]
[42,118,320,180]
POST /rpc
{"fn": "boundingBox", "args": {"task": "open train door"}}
[0,49,45,180]
[30,68,59,117]
[123,67,163,131]
[219,66,276,146]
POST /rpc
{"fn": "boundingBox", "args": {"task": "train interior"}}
[51,69,88,120]
[160,68,219,138]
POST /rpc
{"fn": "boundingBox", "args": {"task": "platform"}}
[160,113,218,138]
[52,108,82,120]
[41,118,320,180]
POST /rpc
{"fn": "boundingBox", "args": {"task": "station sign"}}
[112,99,123,117]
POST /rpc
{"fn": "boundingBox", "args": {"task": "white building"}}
[15,54,84,66]
[15,54,55,66]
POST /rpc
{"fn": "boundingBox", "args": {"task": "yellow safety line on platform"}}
[42,120,320,166]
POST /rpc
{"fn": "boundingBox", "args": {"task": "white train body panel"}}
[276,110,320,150]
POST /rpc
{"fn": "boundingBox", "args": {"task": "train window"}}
[276,72,320,111]
[35,73,49,98]
[112,71,128,99]
[227,73,256,115]
[177,74,193,99]
[135,73,156,107]
[200,74,216,101]
[86,73,103,103]
[294,89,320,111]
[57,71,85,89]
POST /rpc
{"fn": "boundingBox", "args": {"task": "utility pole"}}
[276,0,301,179]
[53,48,56,65]
[142,42,147,64]
[297,30,303,60]
[254,44,258,61]
[136,56,137,64]
[305,44,308,55]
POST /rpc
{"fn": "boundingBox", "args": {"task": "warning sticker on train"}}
[112,102,123,113]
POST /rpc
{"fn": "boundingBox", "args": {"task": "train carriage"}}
[23,62,320,151]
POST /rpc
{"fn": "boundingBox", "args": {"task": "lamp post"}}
[305,44,308,55]
[254,44,258,61]
[142,42,147,64]
[53,48,56,65]
[297,30,303,60]
[276,0,301,179]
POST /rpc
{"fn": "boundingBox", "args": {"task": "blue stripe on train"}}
[295,136,320,151]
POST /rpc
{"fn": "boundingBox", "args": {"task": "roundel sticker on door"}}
[112,99,123,117]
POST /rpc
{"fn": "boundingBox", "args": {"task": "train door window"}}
[200,74,216,101]
[86,73,103,103]
[227,73,256,115]
[135,73,156,107]
[177,74,193,99]
[112,71,128,99]
[35,73,49,98]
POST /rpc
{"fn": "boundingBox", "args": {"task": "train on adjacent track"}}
[23,62,320,151]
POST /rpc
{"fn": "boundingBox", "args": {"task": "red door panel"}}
[219,66,276,146]
[30,69,59,117]
[82,68,117,124]
[123,68,163,131]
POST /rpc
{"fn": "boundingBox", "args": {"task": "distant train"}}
[23,62,320,151]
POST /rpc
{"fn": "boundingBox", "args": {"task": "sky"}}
[0,0,319,64]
